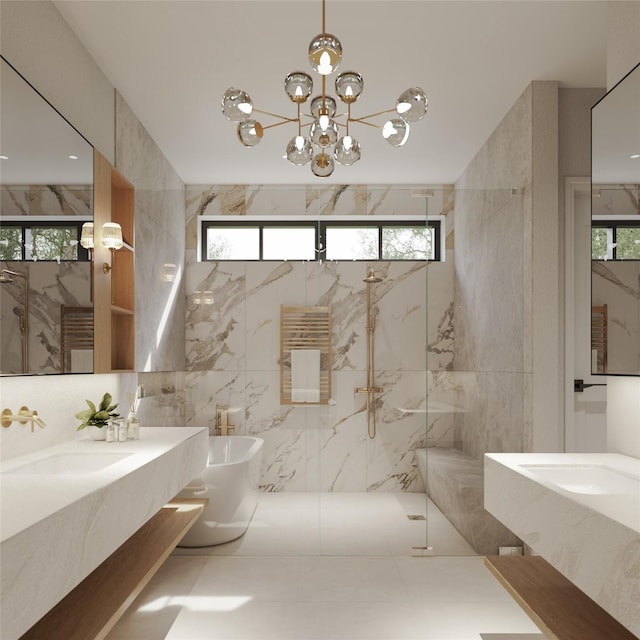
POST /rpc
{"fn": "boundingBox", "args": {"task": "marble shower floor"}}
[106,493,541,640]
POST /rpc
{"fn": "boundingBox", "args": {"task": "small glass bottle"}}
[106,421,116,443]
[127,411,139,440]
[117,419,128,442]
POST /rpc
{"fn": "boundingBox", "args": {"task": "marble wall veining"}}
[0,261,92,374]
[592,260,640,374]
[453,84,532,462]
[115,92,186,374]
[1,184,93,374]
[182,184,454,492]
[1,185,92,217]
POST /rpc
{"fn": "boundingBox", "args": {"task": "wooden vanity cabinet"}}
[93,150,135,373]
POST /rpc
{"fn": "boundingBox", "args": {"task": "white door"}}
[564,178,607,452]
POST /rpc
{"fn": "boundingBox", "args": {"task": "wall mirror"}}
[591,61,640,376]
[0,56,94,376]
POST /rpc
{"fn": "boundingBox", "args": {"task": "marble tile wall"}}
[183,185,454,492]
[115,92,186,373]
[451,186,527,460]
[0,260,92,374]
[1,184,93,373]
[453,84,532,461]
[1,185,92,216]
[592,260,640,374]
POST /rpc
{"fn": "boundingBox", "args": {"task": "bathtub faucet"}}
[215,404,235,436]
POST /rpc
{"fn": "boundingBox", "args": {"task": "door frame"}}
[564,176,606,451]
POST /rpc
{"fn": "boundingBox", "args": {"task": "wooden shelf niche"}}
[94,150,135,373]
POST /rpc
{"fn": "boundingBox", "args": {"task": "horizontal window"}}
[263,227,316,260]
[201,217,443,262]
[0,220,89,262]
[592,222,640,260]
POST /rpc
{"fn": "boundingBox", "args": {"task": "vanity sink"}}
[1,427,209,640]
[521,463,640,496]
[2,451,133,475]
[484,452,640,637]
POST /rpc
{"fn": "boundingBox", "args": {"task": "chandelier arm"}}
[350,108,397,122]
[261,119,301,131]
[252,108,299,122]
[348,119,381,129]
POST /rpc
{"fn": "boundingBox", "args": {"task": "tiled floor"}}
[106,493,541,640]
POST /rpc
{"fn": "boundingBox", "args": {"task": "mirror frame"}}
[590,61,640,377]
[0,55,95,377]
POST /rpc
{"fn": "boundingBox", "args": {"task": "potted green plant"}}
[76,393,120,440]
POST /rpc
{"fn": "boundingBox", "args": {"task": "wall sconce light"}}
[80,222,94,249]
[161,263,178,283]
[101,222,123,273]
[193,290,215,305]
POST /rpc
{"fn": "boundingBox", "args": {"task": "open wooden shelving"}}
[484,555,637,640]
[19,499,207,640]
[93,150,135,373]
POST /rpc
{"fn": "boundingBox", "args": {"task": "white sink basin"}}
[2,451,132,475]
[521,463,640,496]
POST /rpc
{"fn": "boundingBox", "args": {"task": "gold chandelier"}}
[221,0,428,178]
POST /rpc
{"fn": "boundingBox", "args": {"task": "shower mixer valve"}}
[354,386,384,394]
[214,404,235,436]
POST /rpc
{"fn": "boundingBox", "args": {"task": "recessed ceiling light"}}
[630,153,640,159]
[0,155,8,160]
[68,154,79,160]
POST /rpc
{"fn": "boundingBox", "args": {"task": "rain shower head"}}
[363,270,383,284]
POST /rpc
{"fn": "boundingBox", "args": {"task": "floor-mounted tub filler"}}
[177,435,264,547]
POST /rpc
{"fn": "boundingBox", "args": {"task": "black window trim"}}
[200,215,444,262]
[592,218,640,261]
[0,217,91,262]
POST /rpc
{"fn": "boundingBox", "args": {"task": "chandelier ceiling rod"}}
[221,0,428,178]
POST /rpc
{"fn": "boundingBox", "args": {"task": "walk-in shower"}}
[0,268,29,374]
[354,269,383,439]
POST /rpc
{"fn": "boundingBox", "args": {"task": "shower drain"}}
[407,514,426,521]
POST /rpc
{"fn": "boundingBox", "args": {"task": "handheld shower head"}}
[0,272,15,284]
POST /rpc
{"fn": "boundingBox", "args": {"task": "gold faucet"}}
[1,406,47,432]
[215,404,235,436]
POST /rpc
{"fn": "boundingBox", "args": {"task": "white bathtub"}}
[177,435,263,547]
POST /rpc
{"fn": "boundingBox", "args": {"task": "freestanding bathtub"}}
[177,435,264,547]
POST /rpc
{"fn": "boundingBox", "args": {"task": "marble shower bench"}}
[415,447,520,554]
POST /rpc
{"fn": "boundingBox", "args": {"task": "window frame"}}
[591,217,640,261]
[200,215,444,262]
[0,217,91,262]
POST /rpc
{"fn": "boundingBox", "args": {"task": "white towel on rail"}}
[291,349,321,403]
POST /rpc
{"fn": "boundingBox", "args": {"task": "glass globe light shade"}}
[335,72,364,103]
[286,135,313,166]
[310,115,339,148]
[311,152,335,178]
[308,33,342,75]
[382,118,410,147]
[310,95,337,118]
[237,120,264,147]
[221,87,253,122]
[396,87,428,122]
[284,72,313,103]
[334,136,361,165]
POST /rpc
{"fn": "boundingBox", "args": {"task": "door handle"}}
[574,379,607,393]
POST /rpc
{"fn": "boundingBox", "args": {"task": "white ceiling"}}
[53,0,608,185]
